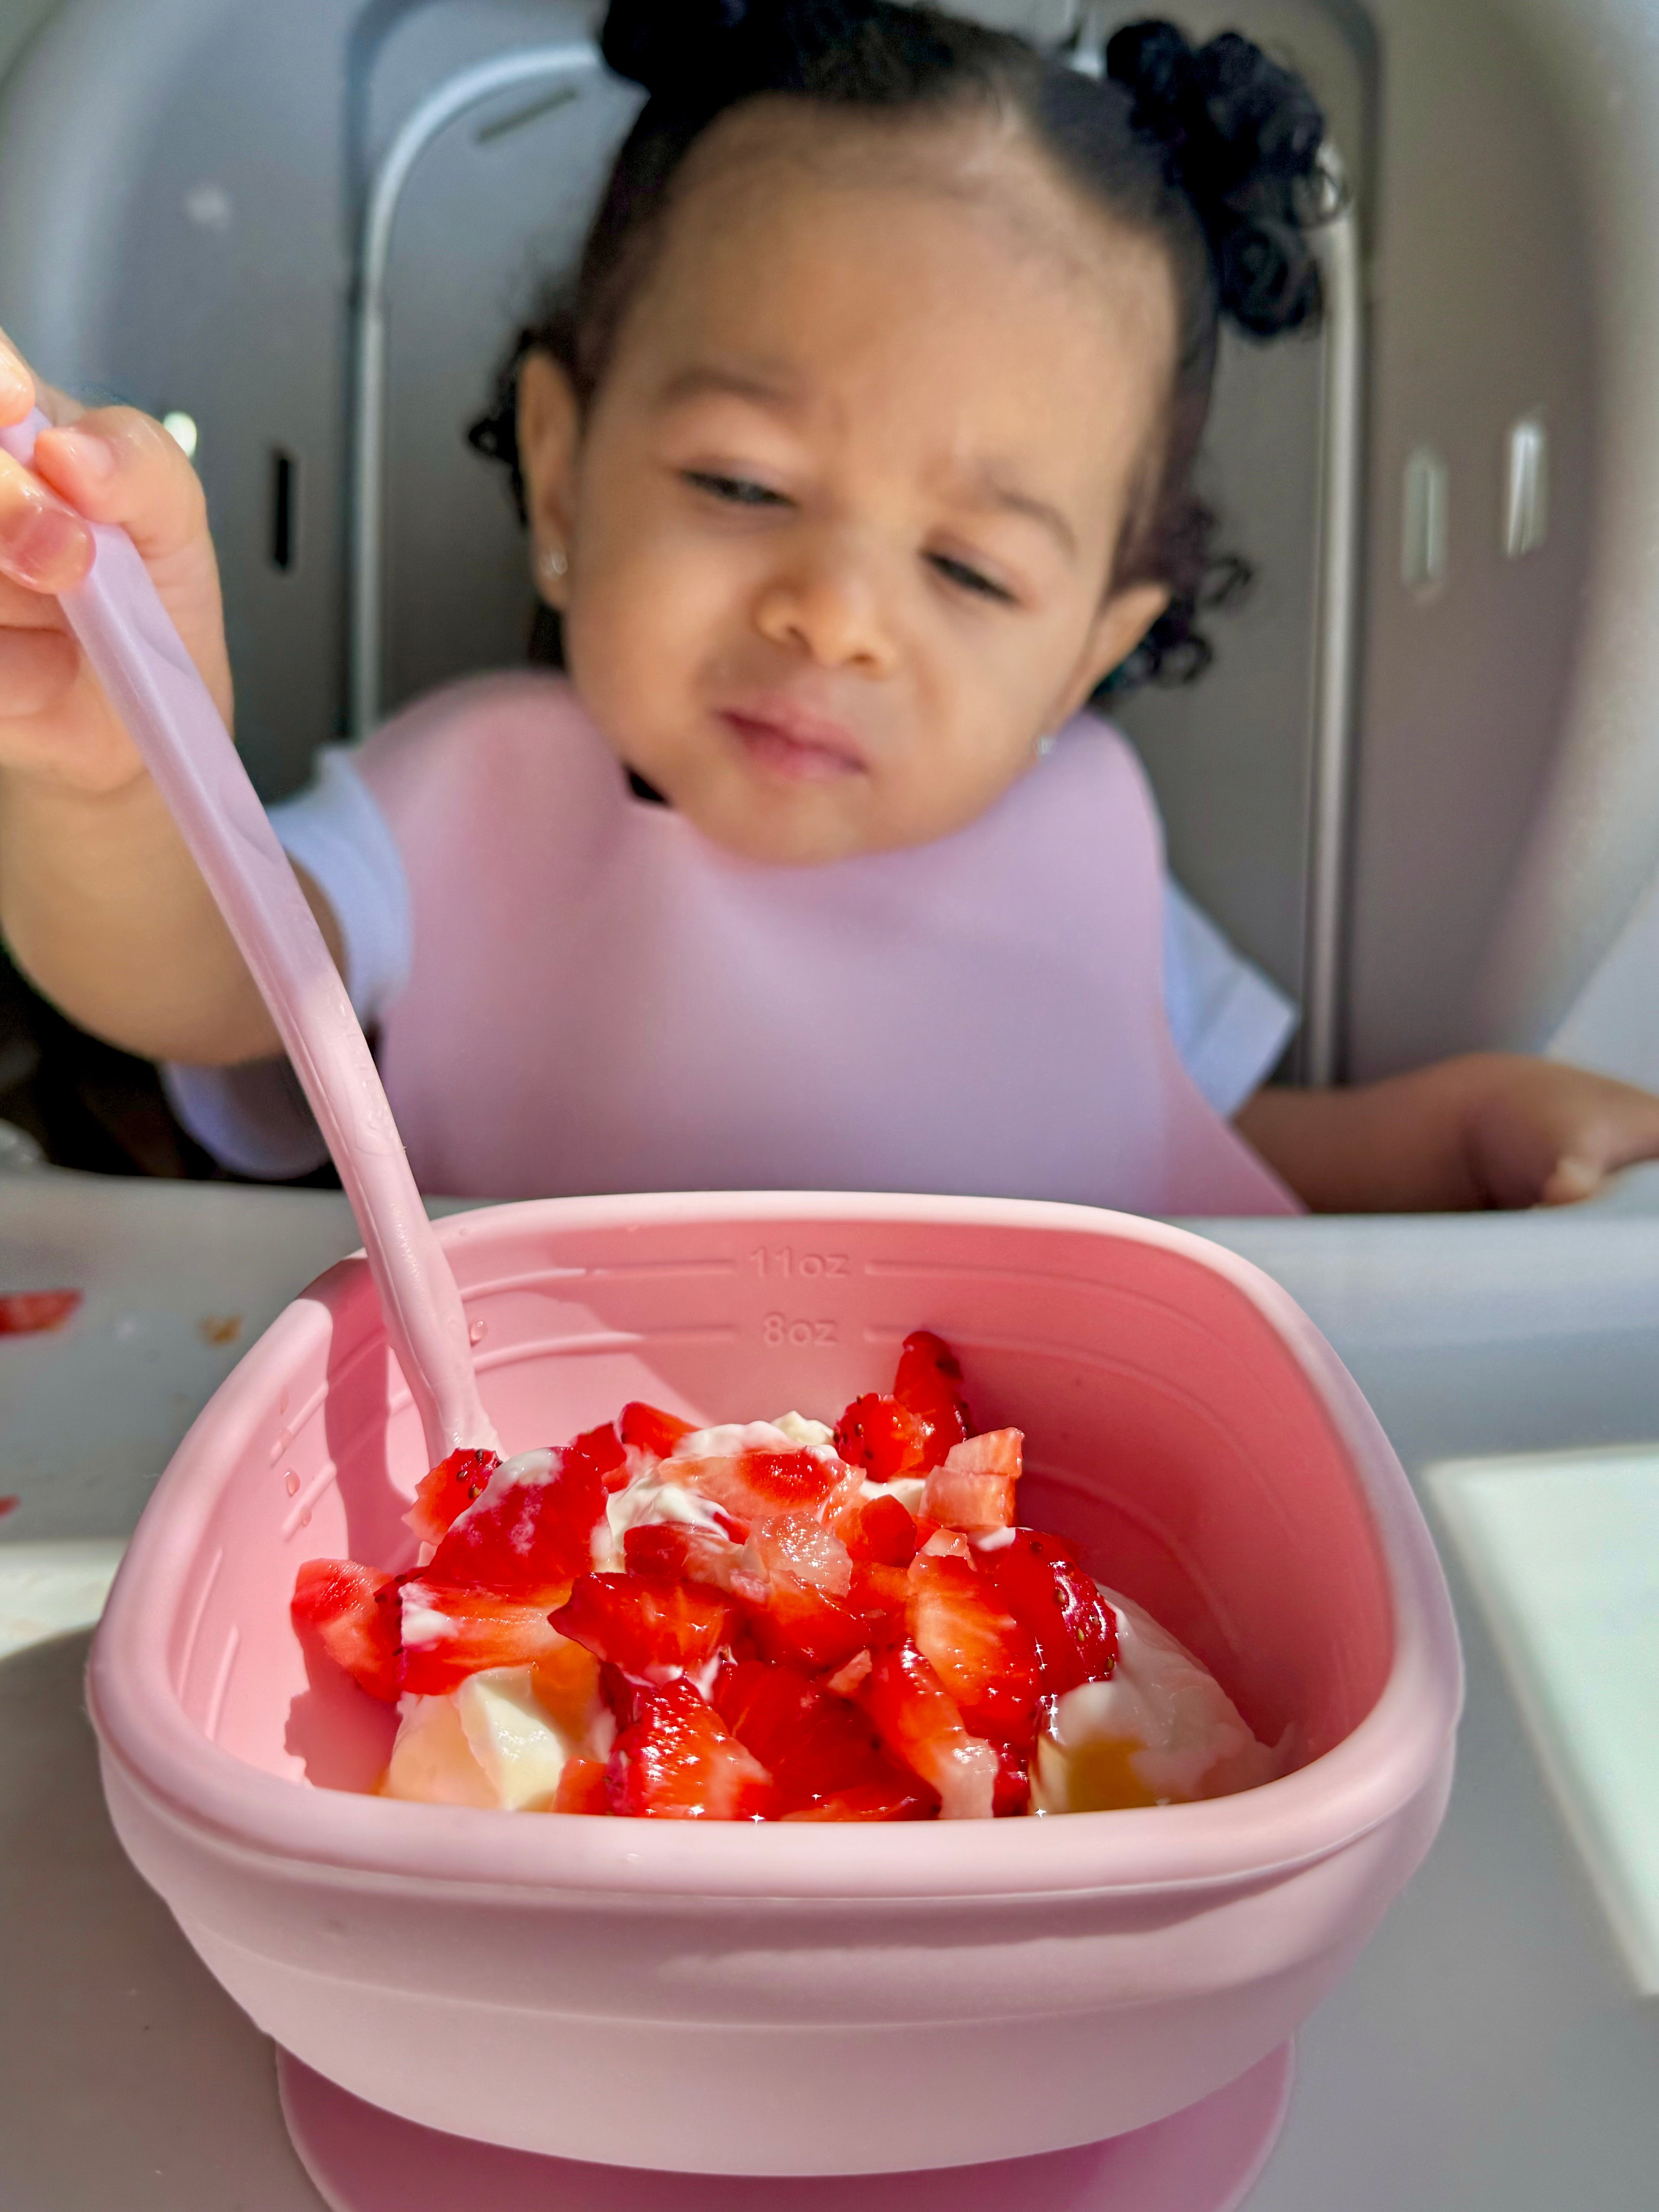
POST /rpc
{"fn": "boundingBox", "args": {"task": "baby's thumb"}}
[1539,1154,1604,1206]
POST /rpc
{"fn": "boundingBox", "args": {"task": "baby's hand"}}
[0,328,232,797]
[1458,1054,1659,1207]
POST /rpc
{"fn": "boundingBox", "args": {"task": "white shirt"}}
[166,745,1298,1183]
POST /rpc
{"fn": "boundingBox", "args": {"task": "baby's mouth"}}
[719,702,868,784]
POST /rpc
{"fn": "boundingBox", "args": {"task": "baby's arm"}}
[1236,1053,1659,1211]
[0,338,340,1065]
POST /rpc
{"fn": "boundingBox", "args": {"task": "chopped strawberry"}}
[752,1510,853,1595]
[921,1429,1021,1531]
[530,1637,604,1740]
[606,1678,774,1819]
[833,1394,927,1480]
[836,1492,919,1567]
[621,1521,766,1604]
[292,1558,403,1703]
[407,1447,500,1546]
[552,1572,735,1680]
[550,1754,611,1814]
[892,1330,972,1468]
[991,1738,1033,1817]
[425,1446,605,1599]
[858,1643,999,1820]
[906,1551,1040,1747]
[567,1421,629,1493]
[673,1445,848,1529]
[742,1553,908,1673]
[398,1578,564,1695]
[781,1775,939,1821]
[0,1288,81,1336]
[711,1657,922,1814]
[745,1575,871,1673]
[619,1402,695,1459]
[982,1530,1117,1694]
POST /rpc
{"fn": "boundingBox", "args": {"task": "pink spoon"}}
[0,405,497,1464]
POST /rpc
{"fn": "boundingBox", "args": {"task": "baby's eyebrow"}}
[656,363,805,414]
[958,466,1078,561]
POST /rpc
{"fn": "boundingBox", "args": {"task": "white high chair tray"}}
[5,1165,1659,2209]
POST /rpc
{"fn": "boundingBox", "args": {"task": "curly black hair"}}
[467,3,1327,697]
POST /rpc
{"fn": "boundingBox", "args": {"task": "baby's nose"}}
[752,538,899,675]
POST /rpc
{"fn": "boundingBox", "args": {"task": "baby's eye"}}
[683,470,790,508]
[927,551,1015,604]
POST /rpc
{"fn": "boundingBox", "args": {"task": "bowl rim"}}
[88,1192,1464,1902]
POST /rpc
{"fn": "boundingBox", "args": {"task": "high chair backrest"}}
[0,0,1640,1082]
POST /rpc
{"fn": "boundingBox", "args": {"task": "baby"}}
[0,1,1656,1211]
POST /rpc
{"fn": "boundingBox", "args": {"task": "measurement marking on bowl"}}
[467,1326,738,1370]
[173,1545,223,1698]
[283,1464,338,1540]
[268,1428,294,1467]
[585,1257,737,1281]
[204,1625,241,1743]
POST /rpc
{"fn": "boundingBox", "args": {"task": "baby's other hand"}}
[1458,1054,1659,1207]
[0,328,232,797]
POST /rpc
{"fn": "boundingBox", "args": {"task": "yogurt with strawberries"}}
[293,1331,1280,1821]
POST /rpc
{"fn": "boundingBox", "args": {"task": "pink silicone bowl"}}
[88,1192,1462,2176]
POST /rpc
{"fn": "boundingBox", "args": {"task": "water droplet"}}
[284,1471,300,1497]
[299,1508,312,1528]
[469,1317,487,1345]
[268,1428,293,1466]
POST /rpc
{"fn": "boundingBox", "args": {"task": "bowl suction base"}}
[277,2039,1294,2212]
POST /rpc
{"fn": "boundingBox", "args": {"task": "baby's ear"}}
[1059,580,1170,723]
[517,353,582,595]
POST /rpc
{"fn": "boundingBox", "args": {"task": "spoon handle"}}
[0,409,496,1463]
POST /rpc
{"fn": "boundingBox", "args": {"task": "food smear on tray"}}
[292,1331,1280,1820]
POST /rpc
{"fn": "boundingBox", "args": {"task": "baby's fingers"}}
[0,449,93,594]
[31,407,206,568]
[0,325,82,431]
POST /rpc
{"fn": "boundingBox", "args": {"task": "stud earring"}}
[1035,732,1057,759]
[538,545,568,582]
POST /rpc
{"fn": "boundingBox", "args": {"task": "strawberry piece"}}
[292,1558,403,1703]
[713,1658,917,1812]
[921,1429,1021,1531]
[892,1330,972,1468]
[530,1637,605,1740]
[781,1775,939,1821]
[837,1492,919,1567]
[606,1678,774,1819]
[425,1446,605,1599]
[550,1755,611,1814]
[981,1530,1117,1694]
[858,1643,998,1820]
[991,1737,1033,1817]
[621,1522,766,1602]
[552,1572,735,1680]
[743,1556,907,1673]
[906,1551,1040,1747]
[407,1447,500,1546]
[619,1402,695,1459]
[745,1575,871,1673]
[398,1578,565,1695]
[753,1510,853,1595]
[833,1394,927,1480]
[0,1288,81,1336]
[673,1446,848,1529]
[567,1421,629,1493]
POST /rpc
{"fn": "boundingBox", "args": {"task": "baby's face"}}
[522,103,1176,864]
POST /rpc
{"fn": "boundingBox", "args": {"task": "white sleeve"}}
[163,747,413,1179]
[1163,878,1299,1116]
